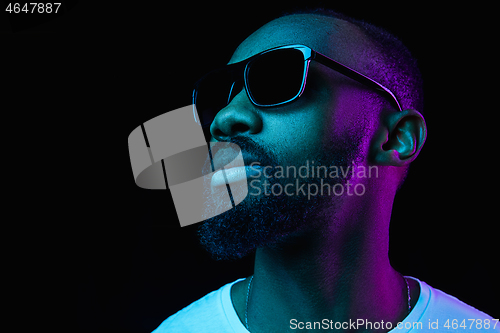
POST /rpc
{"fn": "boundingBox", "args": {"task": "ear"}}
[370,109,427,166]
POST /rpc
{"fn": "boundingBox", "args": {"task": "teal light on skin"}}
[200,13,426,331]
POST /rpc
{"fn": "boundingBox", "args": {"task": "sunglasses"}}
[193,44,402,129]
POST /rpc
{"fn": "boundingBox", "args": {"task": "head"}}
[198,9,426,260]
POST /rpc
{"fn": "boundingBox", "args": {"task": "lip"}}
[211,146,243,171]
[211,165,262,189]
[210,144,262,173]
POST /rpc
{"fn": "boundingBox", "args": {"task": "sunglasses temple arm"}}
[312,51,403,111]
[192,89,202,125]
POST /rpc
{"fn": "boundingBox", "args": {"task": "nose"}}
[209,89,263,141]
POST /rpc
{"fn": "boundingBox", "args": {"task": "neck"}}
[246,196,409,332]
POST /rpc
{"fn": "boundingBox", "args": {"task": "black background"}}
[2,1,498,332]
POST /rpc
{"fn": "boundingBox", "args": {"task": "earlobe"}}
[371,109,427,166]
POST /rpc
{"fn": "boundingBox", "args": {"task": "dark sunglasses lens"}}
[194,68,234,128]
[247,49,305,106]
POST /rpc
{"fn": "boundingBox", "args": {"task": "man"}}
[153,9,498,333]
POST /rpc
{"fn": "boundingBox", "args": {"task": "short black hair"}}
[278,7,424,115]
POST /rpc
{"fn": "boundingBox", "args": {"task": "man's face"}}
[198,14,380,260]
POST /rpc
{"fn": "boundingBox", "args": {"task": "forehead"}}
[229,14,374,69]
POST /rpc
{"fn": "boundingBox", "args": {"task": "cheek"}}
[262,106,336,166]
[256,84,375,167]
[328,88,378,157]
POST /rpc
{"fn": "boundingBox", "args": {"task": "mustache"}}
[201,136,279,175]
[226,136,279,170]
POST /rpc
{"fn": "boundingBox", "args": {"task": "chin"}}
[198,184,322,261]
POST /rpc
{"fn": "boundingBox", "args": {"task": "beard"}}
[197,134,363,261]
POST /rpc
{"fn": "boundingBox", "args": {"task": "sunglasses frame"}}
[193,44,402,127]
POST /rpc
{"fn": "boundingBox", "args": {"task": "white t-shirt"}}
[153,276,499,332]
